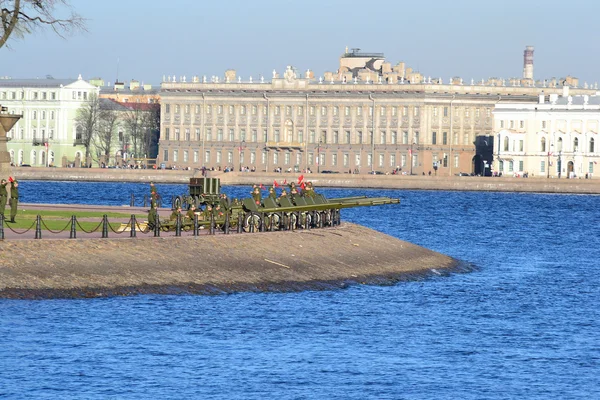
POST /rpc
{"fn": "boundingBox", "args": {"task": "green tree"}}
[1,0,84,49]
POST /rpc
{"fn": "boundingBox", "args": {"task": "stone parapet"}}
[10,167,600,193]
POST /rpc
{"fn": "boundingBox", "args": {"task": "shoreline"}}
[10,167,600,194]
[0,223,460,299]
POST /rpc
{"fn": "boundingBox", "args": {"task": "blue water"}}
[1,181,599,399]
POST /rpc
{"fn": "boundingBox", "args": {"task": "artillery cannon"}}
[167,177,399,233]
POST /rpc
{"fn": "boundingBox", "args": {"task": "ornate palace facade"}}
[159,69,597,176]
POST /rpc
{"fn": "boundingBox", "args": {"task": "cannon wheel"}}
[174,196,183,209]
[161,224,171,232]
[288,213,298,229]
[313,212,321,227]
[322,210,332,226]
[264,213,281,230]
[243,213,261,232]
[299,212,311,229]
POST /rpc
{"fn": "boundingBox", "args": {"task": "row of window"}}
[7,128,55,140]
[164,103,492,118]
[163,148,425,168]
[0,90,90,101]
[20,110,57,120]
[8,149,55,166]
[499,120,598,131]
[497,160,596,174]
[501,137,596,153]
[163,127,428,145]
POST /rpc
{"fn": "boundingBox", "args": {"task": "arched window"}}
[76,126,83,141]
[557,137,563,152]
[590,138,595,153]
[574,138,579,152]
[503,136,509,151]
[18,150,23,165]
[31,150,37,166]
[541,137,546,152]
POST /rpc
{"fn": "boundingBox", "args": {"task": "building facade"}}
[0,76,99,167]
[493,88,600,178]
[159,68,598,176]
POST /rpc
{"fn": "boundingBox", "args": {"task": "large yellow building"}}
[158,51,597,176]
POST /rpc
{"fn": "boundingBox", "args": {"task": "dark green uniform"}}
[186,206,197,220]
[220,194,231,211]
[268,188,277,200]
[0,179,7,219]
[148,196,159,228]
[251,187,262,205]
[289,187,299,202]
[9,181,18,223]
[169,208,182,225]
[305,182,316,198]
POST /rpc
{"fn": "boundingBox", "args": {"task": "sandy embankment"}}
[0,223,462,299]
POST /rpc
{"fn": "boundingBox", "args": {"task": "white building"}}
[493,87,600,178]
[0,75,99,166]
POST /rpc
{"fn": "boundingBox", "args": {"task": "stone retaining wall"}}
[10,167,600,193]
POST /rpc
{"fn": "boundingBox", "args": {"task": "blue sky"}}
[1,0,598,86]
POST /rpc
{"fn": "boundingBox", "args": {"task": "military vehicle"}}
[162,177,399,233]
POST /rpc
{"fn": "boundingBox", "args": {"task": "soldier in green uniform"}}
[289,186,299,202]
[277,188,288,204]
[185,205,197,221]
[251,186,262,205]
[220,193,231,211]
[305,181,316,198]
[9,179,19,223]
[170,207,182,221]
[0,179,7,220]
[268,186,277,200]
[203,205,213,221]
[148,195,158,230]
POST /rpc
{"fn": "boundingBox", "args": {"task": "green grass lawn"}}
[2,209,148,231]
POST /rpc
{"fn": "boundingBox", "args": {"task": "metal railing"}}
[0,209,341,240]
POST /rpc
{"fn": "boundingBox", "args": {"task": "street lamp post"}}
[317,139,322,173]
[558,151,562,178]
[547,142,554,178]
[238,139,246,171]
[410,141,414,175]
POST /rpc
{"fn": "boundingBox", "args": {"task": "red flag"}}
[260,184,266,190]
[283,179,287,184]
[274,180,280,188]
[297,174,304,184]
[8,176,14,182]
[300,181,306,190]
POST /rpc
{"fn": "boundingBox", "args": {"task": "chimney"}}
[523,46,534,80]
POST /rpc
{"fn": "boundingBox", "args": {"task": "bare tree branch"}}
[1,0,85,49]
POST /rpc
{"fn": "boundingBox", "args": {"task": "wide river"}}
[1,182,599,399]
